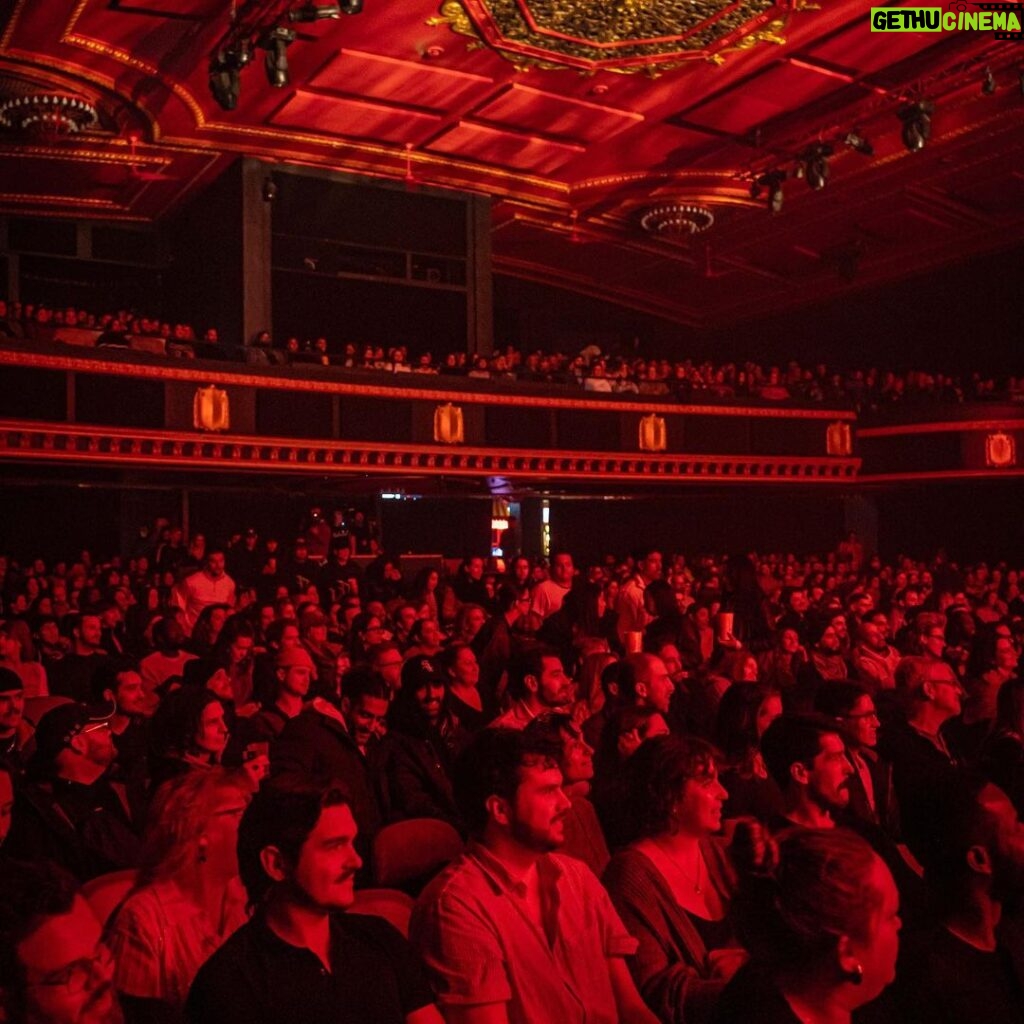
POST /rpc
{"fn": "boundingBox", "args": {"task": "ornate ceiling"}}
[0,0,1022,327]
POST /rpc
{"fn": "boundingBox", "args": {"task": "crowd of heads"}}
[5,297,1022,408]
[0,514,1022,1023]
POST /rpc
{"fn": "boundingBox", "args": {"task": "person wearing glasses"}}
[814,683,898,838]
[879,656,966,866]
[0,859,123,1024]
[5,700,142,882]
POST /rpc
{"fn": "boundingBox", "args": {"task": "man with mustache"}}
[411,728,659,1024]
[0,860,123,1024]
[187,776,443,1024]
[760,713,855,831]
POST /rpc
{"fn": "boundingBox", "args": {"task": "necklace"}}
[655,840,704,895]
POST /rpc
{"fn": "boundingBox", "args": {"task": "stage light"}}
[752,170,785,213]
[843,130,874,156]
[339,0,363,12]
[899,101,933,152]
[208,43,251,111]
[289,3,342,21]
[802,144,832,191]
[981,67,996,95]
[260,27,296,88]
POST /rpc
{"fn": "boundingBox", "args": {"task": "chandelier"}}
[640,203,715,238]
[0,92,98,137]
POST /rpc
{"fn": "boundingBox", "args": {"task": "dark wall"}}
[164,161,245,344]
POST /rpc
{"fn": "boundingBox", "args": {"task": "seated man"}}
[0,859,123,1024]
[891,776,1024,1023]
[186,776,442,1024]
[0,667,32,772]
[410,728,658,1024]
[5,701,141,881]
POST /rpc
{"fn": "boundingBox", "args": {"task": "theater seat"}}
[349,888,416,937]
[81,869,138,928]
[22,695,73,727]
[372,818,464,894]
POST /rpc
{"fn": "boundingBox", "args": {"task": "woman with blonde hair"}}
[107,767,251,1022]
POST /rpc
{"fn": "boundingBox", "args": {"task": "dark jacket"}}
[271,707,383,877]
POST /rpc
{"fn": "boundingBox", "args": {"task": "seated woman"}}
[713,827,901,1024]
[107,767,252,1023]
[604,735,745,1024]
[149,688,230,794]
[438,642,488,731]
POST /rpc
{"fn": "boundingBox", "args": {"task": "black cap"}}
[31,700,115,766]
[0,667,23,694]
[401,655,445,692]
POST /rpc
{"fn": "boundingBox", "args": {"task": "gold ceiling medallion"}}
[429,0,800,74]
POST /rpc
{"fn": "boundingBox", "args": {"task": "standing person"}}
[713,828,901,1024]
[173,548,236,638]
[531,551,575,622]
[618,549,663,647]
[411,728,660,1024]
[186,777,443,1024]
[106,769,252,1022]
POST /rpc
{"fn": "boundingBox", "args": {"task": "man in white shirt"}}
[173,547,236,636]
[530,552,574,622]
[616,548,662,645]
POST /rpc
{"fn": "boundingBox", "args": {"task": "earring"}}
[842,963,863,986]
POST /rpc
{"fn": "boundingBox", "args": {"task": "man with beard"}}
[173,548,236,637]
[5,701,141,881]
[490,647,574,729]
[411,729,658,1024]
[48,612,107,703]
[891,777,1024,1023]
[186,777,442,1024]
[0,860,123,1024]
[851,616,902,692]
[760,713,855,831]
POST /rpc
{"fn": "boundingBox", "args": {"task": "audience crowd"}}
[1,512,1023,1024]
[4,297,1022,409]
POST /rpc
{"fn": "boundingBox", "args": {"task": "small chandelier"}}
[640,203,714,238]
[0,92,98,137]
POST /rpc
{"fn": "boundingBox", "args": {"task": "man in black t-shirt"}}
[186,776,441,1024]
[890,777,1024,1024]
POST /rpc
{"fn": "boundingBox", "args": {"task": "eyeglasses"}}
[29,942,115,995]
[844,710,880,722]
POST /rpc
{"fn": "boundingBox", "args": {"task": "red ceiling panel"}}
[678,62,848,134]
[309,49,494,113]
[803,22,947,76]
[426,121,585,174]
[269,90,442,143]
[471,84,642,143]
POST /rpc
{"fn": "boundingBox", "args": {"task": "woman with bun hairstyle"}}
[713,826,901,1024]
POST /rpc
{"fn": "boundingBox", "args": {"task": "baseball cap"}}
[0,667,23,694]
[31,700,115,766]
[401,655,445,692]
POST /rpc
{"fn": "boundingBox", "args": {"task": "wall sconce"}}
[433,403,464,444]
[193,385,230,432]
[986,431,1016,468]
[826,421,852,457]
[639,414,667,452]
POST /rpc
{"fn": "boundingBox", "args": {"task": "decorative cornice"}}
[0,420,861,483]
